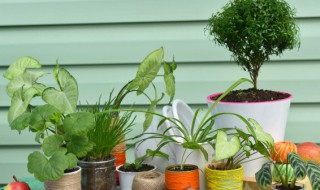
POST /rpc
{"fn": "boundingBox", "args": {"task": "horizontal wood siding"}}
[0,0,319,184]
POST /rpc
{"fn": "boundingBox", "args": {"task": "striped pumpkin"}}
[272,163,295,182]
[271,141,297,163]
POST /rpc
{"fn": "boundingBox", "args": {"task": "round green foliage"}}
[272,163,295,182]
[207,0,300,89]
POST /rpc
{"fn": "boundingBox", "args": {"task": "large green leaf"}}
[248,118,274,147]
[3,56,41,80]
[215,130,240,161]
[66,135,94,157]
[63,112,95,136]
[306,161,320,190]
[42,68,78,114]
[6,70,47,97]
[288,152,307,180]
[66,153,78,169]
[128,47,164,94]
[29,104,62,131]
[7,87,39,123]
[10,112,31,133]
[28,150,69,182]
[143,101,157,131]
[255,162,272,190]
[182,141,209,161]
[42,134,65,157]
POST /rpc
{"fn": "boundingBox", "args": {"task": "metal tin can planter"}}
[44,166,81,190]
[205,164,243,190]
[78,156,116,190]
[165,164,200,190]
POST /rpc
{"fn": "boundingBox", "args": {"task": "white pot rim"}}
[207,91,293,105]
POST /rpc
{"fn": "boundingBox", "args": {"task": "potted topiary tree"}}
[206,0,300,177]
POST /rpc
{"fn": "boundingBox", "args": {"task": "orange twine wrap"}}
[112,151,126,185]
[165,165,200,190]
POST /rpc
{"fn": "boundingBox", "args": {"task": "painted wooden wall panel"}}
[0,0,319,184]
[0,0,318,26]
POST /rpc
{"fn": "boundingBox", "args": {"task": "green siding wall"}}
[0,0,319,183]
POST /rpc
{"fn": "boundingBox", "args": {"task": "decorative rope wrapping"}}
[44,166,81,190]
[205,165,243,190]
[132,171,165,190]
[165,165,200,190]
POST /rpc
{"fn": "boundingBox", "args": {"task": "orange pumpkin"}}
[270,141,297,163]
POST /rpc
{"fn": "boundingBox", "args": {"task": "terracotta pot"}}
[78,156,116,190]
[165,164,199,190]
[44,166,81,190]
[205,164,243,190]
[207,92,292,177]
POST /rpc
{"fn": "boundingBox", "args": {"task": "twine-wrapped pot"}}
[78,156,116,190]
[165,164,199,190]
[44,166,81,190]
[132,171,165,190]
[205,164,243,190]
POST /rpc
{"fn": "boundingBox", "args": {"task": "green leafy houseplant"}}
[3,58,95,182]
[256,151,320,190]
[207,0,300,89]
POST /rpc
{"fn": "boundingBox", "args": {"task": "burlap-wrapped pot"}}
[44,166,81,190]
[132,171,165,190]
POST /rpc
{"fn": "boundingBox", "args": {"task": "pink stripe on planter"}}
[206,92,293,105]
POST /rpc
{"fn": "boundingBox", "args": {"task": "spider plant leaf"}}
[128,47,164,94]
[255,161,272,190]
[288,152,307,180]
[143,101,157,131]
[182,142,208,161]
[3,56,41,80]
[215,130,240,161]
[306,161,320,190]
[42,68,78,114]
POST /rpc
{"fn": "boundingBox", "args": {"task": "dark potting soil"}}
[64,167,79,173]
[118,164,154,172]
[273,184,304,190]
[167,165,198,172]
[211,88,290,102]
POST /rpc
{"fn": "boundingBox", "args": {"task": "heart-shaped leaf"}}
[255,161,272,190]
[42,67,78,114]
[248,118,274,147]
[29,104,61,131]
[67,135,94,157]
[215,130,240,161]
[42,134,65,157]
[28,150,69,182]
[63,112,95,136]
[3,56,41,80]
[10,112,31,133]
[128,47,164,94]
[6,70,47,97]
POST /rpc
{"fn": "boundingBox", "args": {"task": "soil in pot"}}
[211,88,290,102]
[166,165,198,172]
[118,164,155,172]
[272,183,305,190]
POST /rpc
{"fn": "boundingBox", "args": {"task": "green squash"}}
[272,163,295,182]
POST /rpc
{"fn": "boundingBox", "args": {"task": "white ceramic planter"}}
[116,165,156,190]
[174,142,213,190]
[207,92,292,178]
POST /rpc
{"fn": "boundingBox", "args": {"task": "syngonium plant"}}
[206,0,300,89]
[3,47,176,181]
